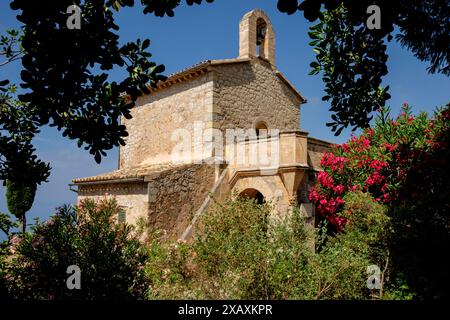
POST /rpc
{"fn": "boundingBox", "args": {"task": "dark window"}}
[118,209,126,223]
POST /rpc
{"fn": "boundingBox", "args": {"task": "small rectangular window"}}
[118,210,126,223]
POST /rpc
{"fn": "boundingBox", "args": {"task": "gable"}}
[211,57,305,132]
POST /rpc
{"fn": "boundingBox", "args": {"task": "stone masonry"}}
[72,9,332,240]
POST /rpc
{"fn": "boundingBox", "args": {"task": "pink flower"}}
[320,153,346,172]
[309,189,319,202]
[362,138,370,149]
[384,143,396,152]
[366,171,384,186]
[317,171,335,189]
[334,184,345,194]
[369,160,387,171]
[382,193,391,203]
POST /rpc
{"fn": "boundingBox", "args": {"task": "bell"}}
[256,26,267,45]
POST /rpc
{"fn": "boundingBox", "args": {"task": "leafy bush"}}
[1,194,416,300]
[2,198,147,300]
[144,194,409,300]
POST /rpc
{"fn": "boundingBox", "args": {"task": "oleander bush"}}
[1,198,147,300]
[309,104,450,299]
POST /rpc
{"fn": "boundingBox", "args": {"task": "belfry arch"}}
[239,9,275,65]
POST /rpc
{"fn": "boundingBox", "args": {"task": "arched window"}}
[254,121,269,137]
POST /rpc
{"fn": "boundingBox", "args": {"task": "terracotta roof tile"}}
[72,163,177,184]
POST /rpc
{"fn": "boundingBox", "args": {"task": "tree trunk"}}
[19,213,26,234]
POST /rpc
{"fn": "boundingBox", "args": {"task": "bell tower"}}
[239,9,275,66]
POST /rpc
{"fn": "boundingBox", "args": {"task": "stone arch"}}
[239,9,275,65]
[239,188,265,204]
[253,117,269,137]
[256,17,267,57]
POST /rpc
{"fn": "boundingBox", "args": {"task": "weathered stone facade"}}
[212,59,301,132]
[120,73,214,168]
[145,164,217,237]
[72,9,331,240]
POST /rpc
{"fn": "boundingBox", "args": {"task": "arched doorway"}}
[239,188,265,204]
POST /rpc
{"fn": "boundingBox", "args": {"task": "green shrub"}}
[2,198,147,300]
[1,194,416,300]
[144,193,411,300]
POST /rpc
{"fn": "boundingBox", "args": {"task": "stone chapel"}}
[72,9,331,240]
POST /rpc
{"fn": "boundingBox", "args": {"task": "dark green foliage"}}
[281,0,449,75]
[310,104,450,299]
[388,109,450,299]
[0,29,22,68]
[0,195,418,300]
[300,0,450,133]
[396,0,450,75]
[0,212,15,237]
[140,0,215,17]
[3,198,147,300]
[9,0,167,163]
[309,6,390,135]
[1,83,50,233]
[5,180,36,234]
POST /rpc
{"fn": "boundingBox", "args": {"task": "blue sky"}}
[1,0,449,225]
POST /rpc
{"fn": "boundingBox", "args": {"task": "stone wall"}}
[307,138,331,171]
[146,163,217,239]
[212,59,301,132]
[77,163,217,239]
[119,73,214,168]
[77,182,148,226]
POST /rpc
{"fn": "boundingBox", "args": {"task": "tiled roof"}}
[139,57,305,103]
[72,163,177,184]
[166,60,211,78]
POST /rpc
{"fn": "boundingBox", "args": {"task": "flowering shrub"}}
[310,103,450,229]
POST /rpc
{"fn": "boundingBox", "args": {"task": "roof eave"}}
[275,71,306,104]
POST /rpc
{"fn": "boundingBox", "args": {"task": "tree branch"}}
[0,52,23,67]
